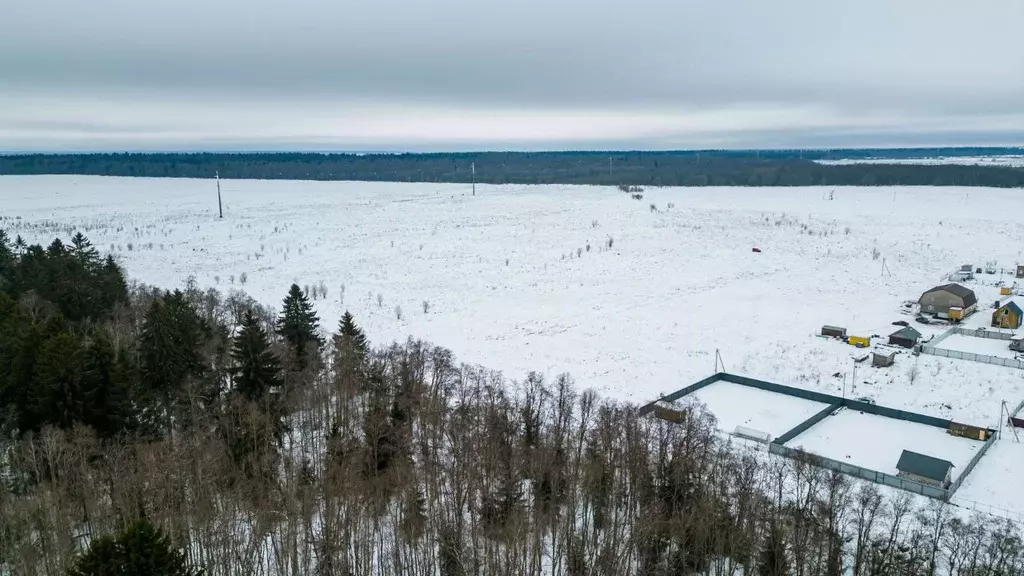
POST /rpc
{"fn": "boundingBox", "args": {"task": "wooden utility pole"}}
[216,171,223,218]
[471,162,476,196]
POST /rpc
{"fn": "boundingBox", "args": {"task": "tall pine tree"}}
[230,309,284,402]
[276,284,322,369]
[80,331,137,438]
[140,290,207,424]
[227,309,286,480]
[334,311,368,358]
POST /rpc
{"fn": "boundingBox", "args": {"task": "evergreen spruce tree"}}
[66,517,202,576]
[140,291,207,425]
[333,311,369,397]
[47,238,66,256]
[81,331,136,437]
[98,255,129,313]
[70,232,99,266]
[276,283,322,369]
[230,309,284,402]
[28,331,87,431]
[227,309,286,479]
[334,311,368,358]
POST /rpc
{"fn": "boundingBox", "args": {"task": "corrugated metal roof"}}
[922,283,978,308]
[889,326,922,340]
[896,450,953,482]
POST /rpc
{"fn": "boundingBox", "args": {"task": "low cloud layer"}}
[2,0,1023,150]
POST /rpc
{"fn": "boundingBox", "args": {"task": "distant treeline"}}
[2,150,1024,187]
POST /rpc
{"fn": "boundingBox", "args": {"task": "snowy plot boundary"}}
[640,372,997,501]
[922,326,1024,370]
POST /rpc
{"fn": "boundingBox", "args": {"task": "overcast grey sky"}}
[2,0,1023,151]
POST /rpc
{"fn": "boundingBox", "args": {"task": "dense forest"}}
[2,228,1024,576]
[2,150,1024,187]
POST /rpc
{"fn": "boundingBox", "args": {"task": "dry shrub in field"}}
[239,272,248,285]
[422,300,430,314]
[395,305,403,320]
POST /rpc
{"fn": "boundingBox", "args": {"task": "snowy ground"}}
[816,155,1024,168]
[679,380,830,440]
[5,175,1024,516]
[953,438,1024,520]
[786,408,982,480]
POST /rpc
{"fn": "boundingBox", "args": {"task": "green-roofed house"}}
[888,326,923,349]
[896,450,953,488]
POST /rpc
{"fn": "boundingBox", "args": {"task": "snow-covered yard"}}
[785,408,982,480]
[934,333,1019,360]
[953,438,1024,519]
[679,380,830,440]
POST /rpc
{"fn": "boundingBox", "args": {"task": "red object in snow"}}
[752,247,762,253]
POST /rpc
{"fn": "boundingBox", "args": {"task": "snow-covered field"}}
[680,380,830,439]
[786,408,982,480]
[817,155,1024,167]
[5,174,1024,516]
[2,176,1024,418]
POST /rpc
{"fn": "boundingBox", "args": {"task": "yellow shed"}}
[1001,287,1013,296]
[848,336,871,348]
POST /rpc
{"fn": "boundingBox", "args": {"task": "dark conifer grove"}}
[0,228,1022,576]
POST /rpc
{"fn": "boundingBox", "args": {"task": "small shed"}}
[992,301,1023,329]
[821,325,847,338]
[733,426,772,443]
[872,350,897,367]
[896,450,953,488]
[888,326,922,349]
[1017,264,1024,279]
[1010,335,1024,353]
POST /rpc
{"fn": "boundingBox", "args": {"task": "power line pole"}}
[216,171,223,219]
[471,162,476,196]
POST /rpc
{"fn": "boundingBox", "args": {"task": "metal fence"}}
[637,373,722,416]
[956,327,1016,341]
[768,443,949,500]
[644,372,996,500]
[920,325,1024,369]
[921,346,1024,370]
